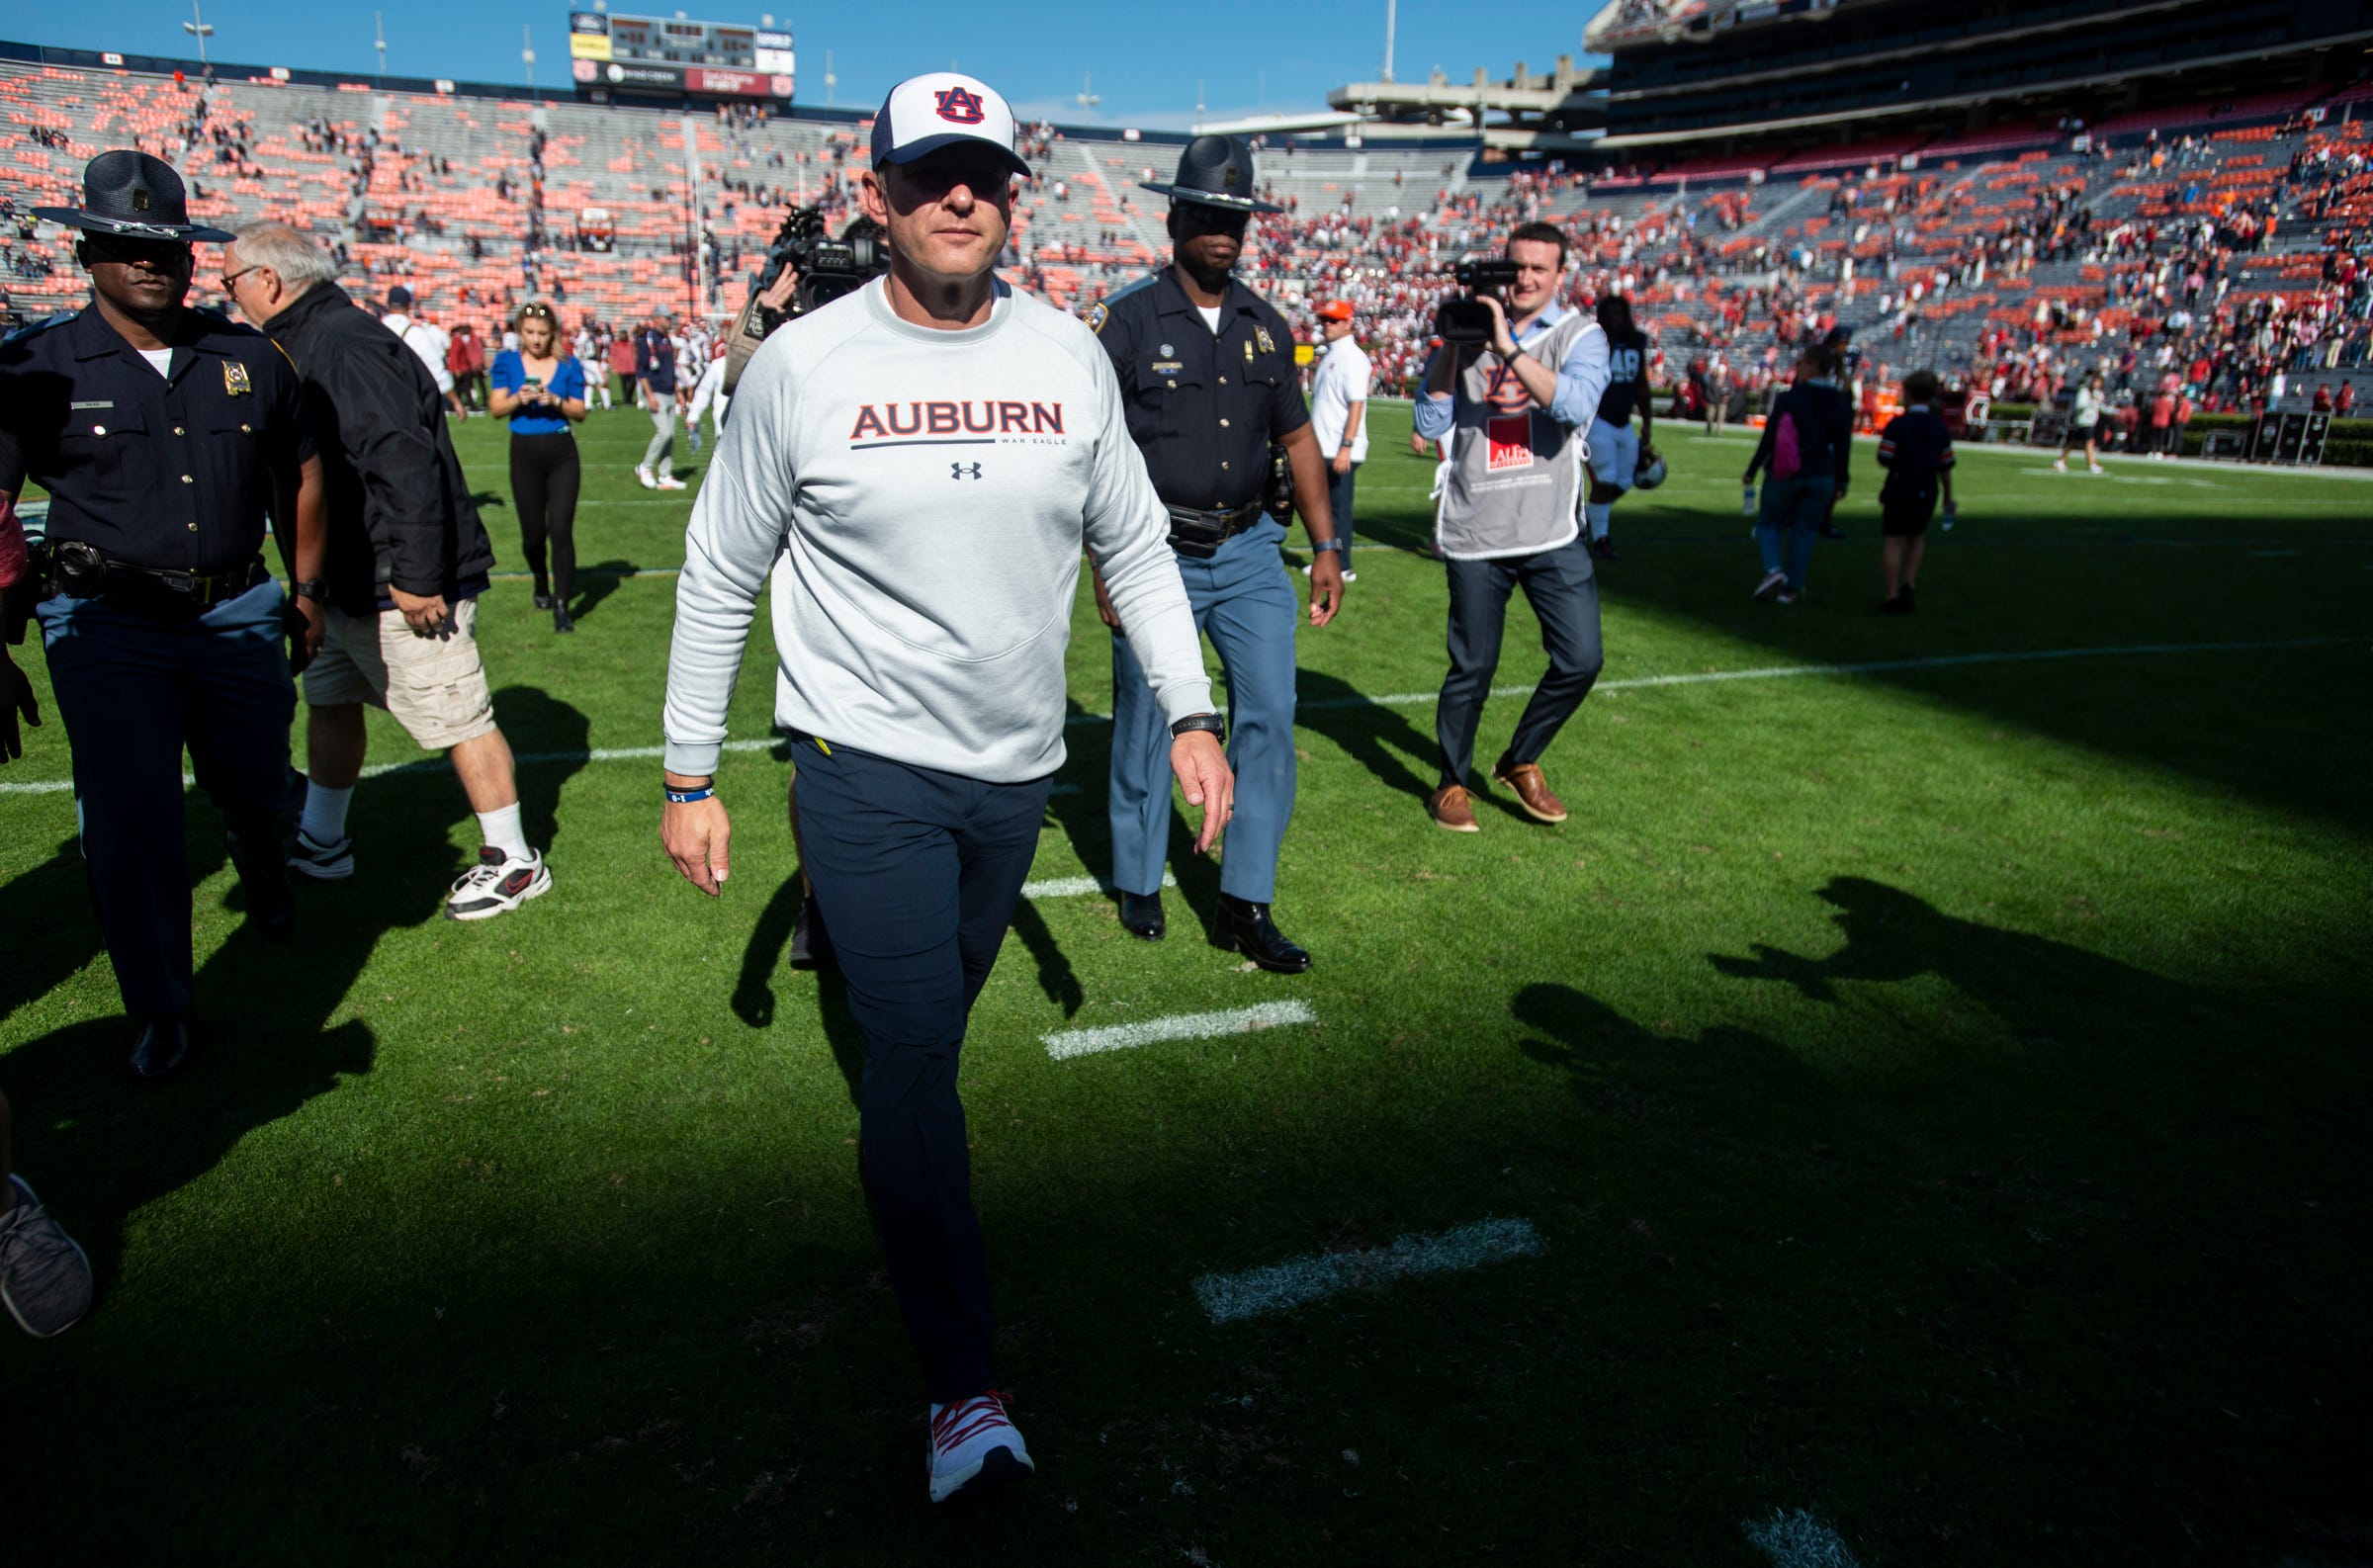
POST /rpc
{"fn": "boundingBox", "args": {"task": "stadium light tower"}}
[182,0,215,67]
[1077,72,1099,115]
[1382,0,1396,83]
[825,49,836,108]
[374,12,387,88]
[522,24,536,98]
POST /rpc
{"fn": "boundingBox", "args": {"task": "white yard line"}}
[1743,1509,1862,1568]
[1191,1215,1545,1324]
[1043,999,1316,1062]
[4,637,2353,797]
[1019,870,1175,901]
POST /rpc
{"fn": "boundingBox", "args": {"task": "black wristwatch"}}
[1170,712,1225,741]
[291,578,328,604]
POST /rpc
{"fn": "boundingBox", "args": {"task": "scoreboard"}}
[568,9,795,101]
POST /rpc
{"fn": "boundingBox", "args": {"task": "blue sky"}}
[1,1,1602,128]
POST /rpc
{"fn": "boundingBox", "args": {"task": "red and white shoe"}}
[926,1391,1033,1504]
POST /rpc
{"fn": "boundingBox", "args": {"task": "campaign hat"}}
[871,72,1031,179]
[34,150,234,243]
[1140,134,1283,215]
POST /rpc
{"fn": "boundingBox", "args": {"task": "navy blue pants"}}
[36,579,297,1018]
[1109,517,1297,904]
[1326,462,1359,559]
[790,738,1050,1404]
[1436,536,1605,788]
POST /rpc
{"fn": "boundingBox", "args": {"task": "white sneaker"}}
[1341,569,1357,582]
[2088,463,2105,475]
[926,1392,1033,1504]
[289,828,355,881]
[655,473,688,490]
[1753,568,1787,600]
[2053,458,2067,472]
[636,466,658,490]
[445,846,552,921]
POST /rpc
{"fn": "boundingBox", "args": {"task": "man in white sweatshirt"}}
[659,71,1231,1508]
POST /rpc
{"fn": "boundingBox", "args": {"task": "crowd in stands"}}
[1,59,2367,440]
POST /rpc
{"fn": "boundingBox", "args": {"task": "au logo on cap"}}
[934,87,986,125]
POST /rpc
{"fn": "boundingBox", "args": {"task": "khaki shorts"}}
[304,595,496,751]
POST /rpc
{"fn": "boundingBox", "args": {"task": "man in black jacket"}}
[224,222,552,920]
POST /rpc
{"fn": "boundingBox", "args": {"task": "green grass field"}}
[3,399,2368,1566]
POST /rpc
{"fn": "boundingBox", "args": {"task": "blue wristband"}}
[664,786,715,804]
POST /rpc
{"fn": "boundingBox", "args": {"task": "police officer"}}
[1090,134,1345,972]
[0,152,327,1080]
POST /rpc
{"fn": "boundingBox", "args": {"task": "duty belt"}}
[44,543,271,613]
[1165,501,1266,561]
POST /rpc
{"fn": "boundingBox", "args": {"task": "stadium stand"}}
[1,23,2367,439]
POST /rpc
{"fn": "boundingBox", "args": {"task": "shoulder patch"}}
[1089,303,1109,335]
[3,310,75,347]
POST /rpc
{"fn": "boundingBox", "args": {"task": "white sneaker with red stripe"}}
[444,846,552,921]
[926,1391,1033,1504]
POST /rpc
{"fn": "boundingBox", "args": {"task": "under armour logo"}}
[951,462,983,479]
[934,87,987,125]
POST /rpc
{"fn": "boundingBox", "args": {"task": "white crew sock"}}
[477,802,531,862]
[1584,501,1612,541]
[301,780,354,843]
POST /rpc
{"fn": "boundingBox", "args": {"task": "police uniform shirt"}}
[0,305,312,576]
[1090,269,1308,511]
[1596,324,1649,428]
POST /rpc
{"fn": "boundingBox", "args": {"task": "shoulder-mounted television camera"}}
[724,207,891,395]
[1436,257,1523,345]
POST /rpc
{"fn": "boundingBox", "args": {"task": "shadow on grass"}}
[1708,875,2214,1039]
[568,558,634,625]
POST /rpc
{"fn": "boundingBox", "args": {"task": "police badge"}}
[1088,303,1109,336]
[223,360,253,396]
[1255,325,1275,355]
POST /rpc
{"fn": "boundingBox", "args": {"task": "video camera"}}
[755,206,889,319]
[1436,257,1523,346]
[724,207,891,396]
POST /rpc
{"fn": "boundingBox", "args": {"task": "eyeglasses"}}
[220,265,264,292]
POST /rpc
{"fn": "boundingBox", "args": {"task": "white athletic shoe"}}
[926,1392,1033,1504]
[636,465,658,490]
[289,828,355,881]
[655,473,688,490]
[2053,458,2067,472]
[2088,463,2105,475]
[445,847,552,921]
[1753,568,1787,600]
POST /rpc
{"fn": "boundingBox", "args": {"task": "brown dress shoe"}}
[1428,783,1481,832]
[1491,758,1568,824]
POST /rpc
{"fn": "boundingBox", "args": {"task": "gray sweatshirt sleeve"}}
[1079,349,1215,726]
[660,339,796,777]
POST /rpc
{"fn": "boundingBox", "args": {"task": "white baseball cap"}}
[870,72,1030,178]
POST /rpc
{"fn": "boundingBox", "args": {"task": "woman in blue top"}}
[489,302,589,631]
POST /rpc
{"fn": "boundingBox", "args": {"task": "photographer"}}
[1413,221,1610,834]
[719,211,888,399]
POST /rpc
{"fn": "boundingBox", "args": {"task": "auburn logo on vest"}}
[934,87,987,125]
[849,400,1066,441]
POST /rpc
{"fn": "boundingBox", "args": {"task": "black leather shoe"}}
[553,601,576,634]
[129,1013,196,1081]
[1215,895,1312,973]
[1118,890,1166,941]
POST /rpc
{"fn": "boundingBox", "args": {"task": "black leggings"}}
[509,432,581,601]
